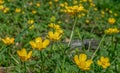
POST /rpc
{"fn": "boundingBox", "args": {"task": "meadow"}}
[0,0,120,73]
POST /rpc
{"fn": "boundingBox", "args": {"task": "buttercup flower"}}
[48,23,63,34]
[17,48,32,62]
[47,31,62,41]
[97,56,110,69]
[2,37,14,45]
[85,19,90,23]
[0,5,4,10]
[54,0,58,2]
[48,23,60,30]
[28,19,34,25]
[32,10,37,14]
[3,7,9,13]
[29,25,34,30]
[36,3,40,7]
[0,0,4,4]
[15,8,21,13]
[105,28,119,35]
[74,53,93,70]
[29,37,50,50]
[108,18,116,24]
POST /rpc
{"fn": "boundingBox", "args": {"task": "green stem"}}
[111,35,115,56]
[68,16,77,47]
[61,56,65,72]
[91,35,105,60]
[40,51,44,72]
[111,35,114,49]
[24,62,27,73]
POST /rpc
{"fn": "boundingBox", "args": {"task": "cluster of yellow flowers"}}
[105,28,119,35]
[1,37,32,62]
[0,0,9,13]
[47,23,63,41]
[0,0,41,14]
[60,3,86,15]
[61,4,86,15]
[74,54,110,70]
[1,23,63,62]
[59,0,97,16]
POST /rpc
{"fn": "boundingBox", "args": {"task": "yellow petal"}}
[85,60,93,67]
[100,56,105,62]
[17,50,21,56]
[48,31,53,37]
[35,37,42,43]
[21,48,27,56]
[1,39,7,44]
[106,63,110,67]
[104,57,109,62]
[97,60,102,65]
[27,51,32,59]
[74,55,79,65]
[29,41,36,49]
[43,39,50,48]
[79,54,87,62]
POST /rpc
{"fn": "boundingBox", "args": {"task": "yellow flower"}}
[114,13,118,16]
[54,0,58,2]
[94,7,98,11]
[28,19,34,25]
[48,23,60,30]
[81,13,85,16]
[48,1,52,5]
[74,54,93,70]
[90,3,95,7]
[85,19,90,23]
[48,23,63,34]
[56,29,63,34]
[29,37,50,50]
[105,28,119,35]
[101,10,105,15]
[29,2,33,5]
[0,0,4,4]
[2,37,14,45]
[108,18,116,24]
[73,0,78,4]
[47,31,62,41]
[88,0,92,2]
[82,0,87,2]
[97,56,110,69]
[15,8,21,13]
[17,48,32,62]
[29,25,34,30]
[36,3,40,7]
[109,10,112,14]
[3,7,9,13]
[59,3,64,7]
[0,5,4,10]
[32,10,37,14]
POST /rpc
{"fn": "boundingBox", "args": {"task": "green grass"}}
[0,0,120,73]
